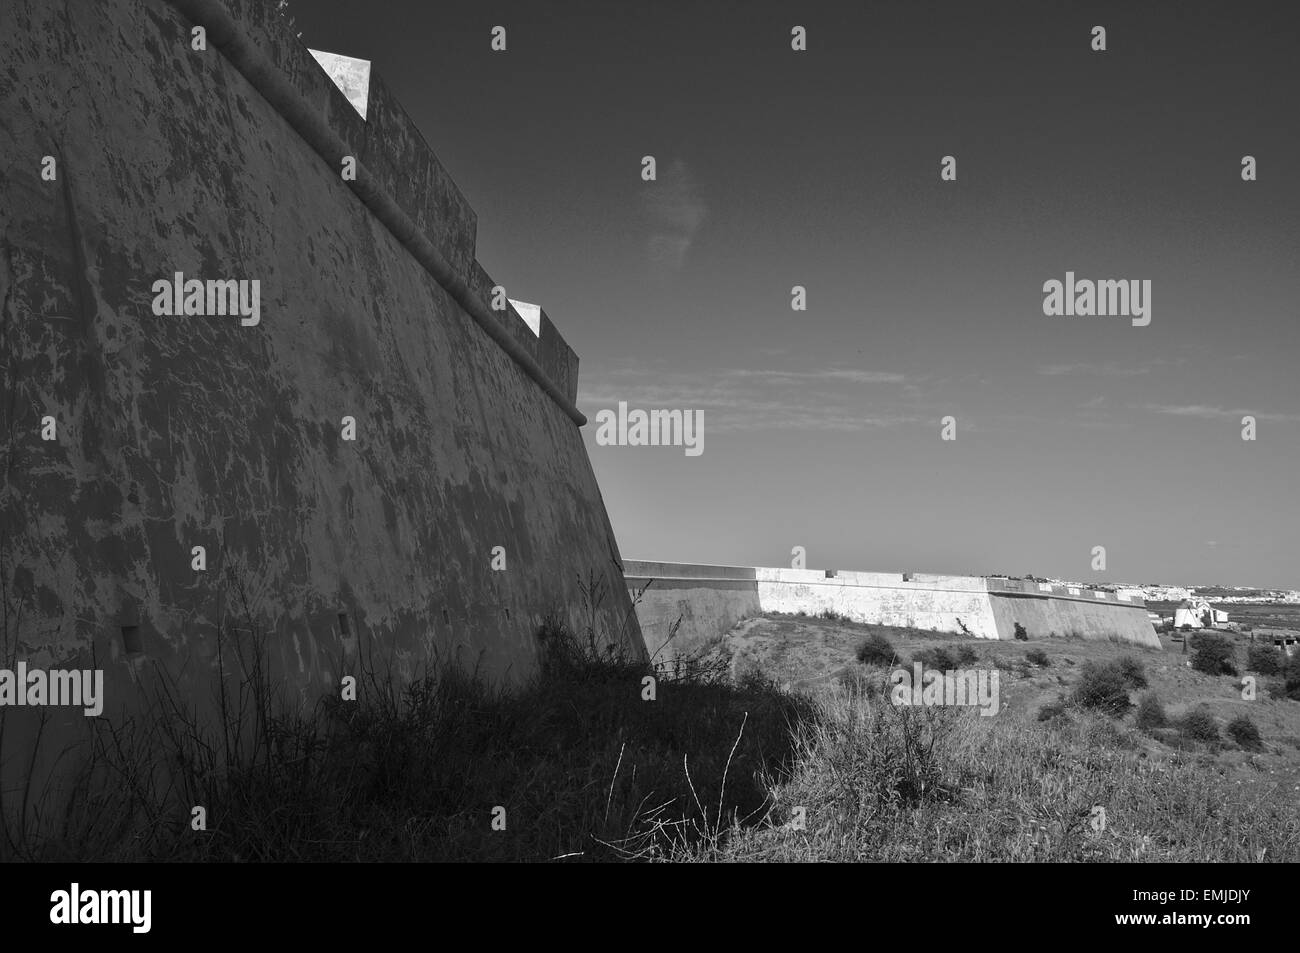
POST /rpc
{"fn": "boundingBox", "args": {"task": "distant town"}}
[988,577,1300,605]
[1112,585,1300,605]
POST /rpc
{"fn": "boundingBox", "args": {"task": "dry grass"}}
[679,615,1300,862]
[6,612,1297,862]
[686,686,1295,861]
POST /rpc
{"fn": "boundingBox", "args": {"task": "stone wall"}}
[624,561,1160,662]
[0,0,643,818]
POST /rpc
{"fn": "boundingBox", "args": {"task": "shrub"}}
[1190,633,1237,676]
[1082,714,1132,749]
[1037,700,1069,723]
[913,646,957,671]
[1025,648,1050,667]
[734,656,770,688]
[1285,658,1300,702]
[1115,655,1148,689]
[836,668,872,695]
[1013,622,1029,641]
[1071,660,1132,715]
[856,633,900,668]
[953,644,979,666]
[1134,692,1167,730]
[1180,707,1219,743]
[1227,715,1263,751]
[1247,644,1283,675]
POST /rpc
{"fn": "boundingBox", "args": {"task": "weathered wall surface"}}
[756,569,1002,640]
[0,0,643,810]
[623,563,761,661]
[625,562,1160,662]
[986,590,1160,649]
[984,577,1160,647]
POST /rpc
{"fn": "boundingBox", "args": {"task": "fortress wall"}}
[754,569,1000,640]
[625,562,1159,662]
[623,562,760,661]
[835,571,908,586]
[474,264,540,361]
[536,308,580,407]
[987,576,1149,608]
[0,0,643,812]
[987,593,1161,649]
[985,577,1159,649]
[627,561,761,581]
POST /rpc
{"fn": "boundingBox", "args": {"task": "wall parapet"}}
[167,0,585,424]
[625,562,1149,607]
[985,577,1148,608]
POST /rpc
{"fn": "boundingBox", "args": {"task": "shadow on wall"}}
[1,587,808,861]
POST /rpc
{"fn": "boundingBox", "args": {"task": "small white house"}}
[1174,600,1228,629]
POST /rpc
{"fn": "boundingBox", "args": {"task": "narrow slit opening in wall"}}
[121,625,143,655]
[504,607,511,621]
[442,609,450,625]
[338,613,351,637]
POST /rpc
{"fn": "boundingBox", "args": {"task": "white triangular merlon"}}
[508,299,543,337]
[309,49,371,120]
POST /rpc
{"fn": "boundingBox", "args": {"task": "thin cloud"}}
[1144,404,1300,422]
[1036,355,1193,378]
[722,368,907,385]
[579,363,920,433]
[596,365,908,385]
[643,159,707,271]
[1036,361,1153,377]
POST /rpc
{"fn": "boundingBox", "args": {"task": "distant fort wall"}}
[625,561,1160,661]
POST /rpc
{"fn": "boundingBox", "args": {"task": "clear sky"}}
[291,0,1299,589]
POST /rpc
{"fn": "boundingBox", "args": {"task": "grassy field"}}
[7,613,1297,862]
[700,613,1300,861]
